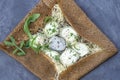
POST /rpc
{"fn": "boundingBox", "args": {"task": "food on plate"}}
[72,42,89,57]
[0,1,117,80]
[3,4,102,72]
[60,48,80,67]
[60,26,78,43]
[44,21,60,37]
[49,36,66,51]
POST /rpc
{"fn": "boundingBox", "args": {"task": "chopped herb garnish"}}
[53,23,56,27]
[70,33,73,36]
[52,29,56,33]
[67,43,72,48]
[73,54,77,57]
[75,36,79,41]
[42,43,49,50]
[49,28,52,31]
[4,36,26,56]
[54,55,60,62]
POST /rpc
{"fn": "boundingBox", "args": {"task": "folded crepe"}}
[0,0,117,80]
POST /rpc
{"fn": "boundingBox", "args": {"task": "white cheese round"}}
[44,21,59,37]
[49,36,66,51]
[73,42,89,57]
[60,48,80,67]
[60,26,78,43]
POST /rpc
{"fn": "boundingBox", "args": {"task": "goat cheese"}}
[73,42,89,57]
[60,26,78,43]
[49,36,66,51]
[60,48,80,67]
[44,21,59,37]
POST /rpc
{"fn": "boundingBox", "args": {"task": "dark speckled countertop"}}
[0,0,120,80]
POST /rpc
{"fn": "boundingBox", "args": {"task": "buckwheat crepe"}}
[0,0,117,80]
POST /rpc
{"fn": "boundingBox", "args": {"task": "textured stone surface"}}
[0,0,120,80]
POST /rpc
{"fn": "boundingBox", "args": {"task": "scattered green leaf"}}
[20,41,25,48]
[24,14,40,38]
[24,40,30,48]
[9,36,15,44]
[44,16,53,23]
[13,49,18,54]
[17,52,25,56]
[4,36,26,56]
[4,41,14,46]
[13,41,25,54]
[31,45,42,53]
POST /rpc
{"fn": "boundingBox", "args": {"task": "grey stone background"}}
[0,0,120,80]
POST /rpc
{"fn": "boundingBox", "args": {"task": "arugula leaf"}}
[13,49,18,54]
[42,43,49,50]
[12,42,25,55]
[4,13,41,56]
[9,36,15,44]
[44,16,53,23]
[31,45,42,53]
[20,41,25,48]
[24,14,40,38]
[13,41,25,54]
[24,40,30,48]
[4,36,26,56]
[4,41,14,46]
[17,52,25,56]
[29,36,42,53]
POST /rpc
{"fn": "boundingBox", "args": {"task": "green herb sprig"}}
[54,55,60,62]
[44,16,53,23]
[4,36,26,56]
[24,13,40,38]
[24,13,41,53]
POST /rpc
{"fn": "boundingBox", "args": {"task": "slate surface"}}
[0,0,120,80]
